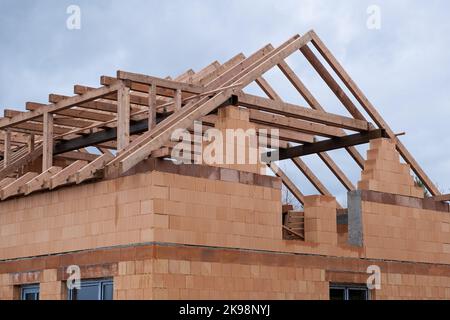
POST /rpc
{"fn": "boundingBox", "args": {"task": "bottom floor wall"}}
[1,242,450,300]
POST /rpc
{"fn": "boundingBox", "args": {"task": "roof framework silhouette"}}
[0,30,444,202]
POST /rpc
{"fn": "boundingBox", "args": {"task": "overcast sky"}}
[1,0,449,203]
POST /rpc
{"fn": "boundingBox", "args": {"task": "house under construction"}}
[0,30,450,300]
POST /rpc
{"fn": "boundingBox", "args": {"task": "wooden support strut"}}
[117,82,131,151]
[42,111,54,171]
[3,129,11,168]
[148,83,157,130]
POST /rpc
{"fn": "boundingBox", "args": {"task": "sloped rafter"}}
[308,30,439,196]
[248,72,345,207]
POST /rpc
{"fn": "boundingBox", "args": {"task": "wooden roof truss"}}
[0,30,441,202]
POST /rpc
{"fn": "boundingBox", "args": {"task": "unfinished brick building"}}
[0,30,449,300]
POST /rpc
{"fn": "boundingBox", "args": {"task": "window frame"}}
[20,284,40,300]
[329,283,370,300]
[67,278,113,300]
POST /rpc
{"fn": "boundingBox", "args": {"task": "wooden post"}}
[28,133,35,153]
[3,129,11,168]
[117,82,130,151]
[148,82,157,130]
[174,89,182,112]
[43,112,54,171]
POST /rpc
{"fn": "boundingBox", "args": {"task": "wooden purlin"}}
[308,30,439,196]
[0,83,123,130]
[4,109,95,129]
[238,93,370,132]
[26,102,114,122]
[115,32,314,174]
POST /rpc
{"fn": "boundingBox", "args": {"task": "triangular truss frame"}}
[0,30,442,202]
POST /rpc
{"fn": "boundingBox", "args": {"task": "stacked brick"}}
[358,138,424,198]
[206,106,265,175]
[304,195,338,246]
[362,200,450,264]
[147,258,327,300]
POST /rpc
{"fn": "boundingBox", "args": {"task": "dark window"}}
[330,284,369,300]
[68,279,113,300]
[21,284,40,300]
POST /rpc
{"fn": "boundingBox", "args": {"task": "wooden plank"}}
[117,83,130,151]
[117,71,204,94]
[24,166,62,195]
[55,151,99,162]
[174,89,182,112]
[1,172,38,200]
[249,109,345,138]
[269,162,304,205]
[101,75,196,101]
[4,109,94,129]
[282,225,304,240]
[310,30,439,195]
[49,160,88,189]
[50,94,118,114]
[255,76,282,101]
[73,85,152,108]
[277,59,365,169]
[8,121,69,135]
[0,82,122,129]
[209,33,313,91]
[291,157,332,196]
[0,178,15,189]
[3,130,11,168]
[76,152,114,184]
[188,62,220,83]
[198,53,246,85]
[300,45,366,121]
[253,66,350,206]
[26,102,113,122]
[27,134,35,153]
[173,69,195,83]
[42,112,54,171]
[239,93,370,132]
[117,87,239,174]
[318,152,355,192]
[148,83,157,130]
